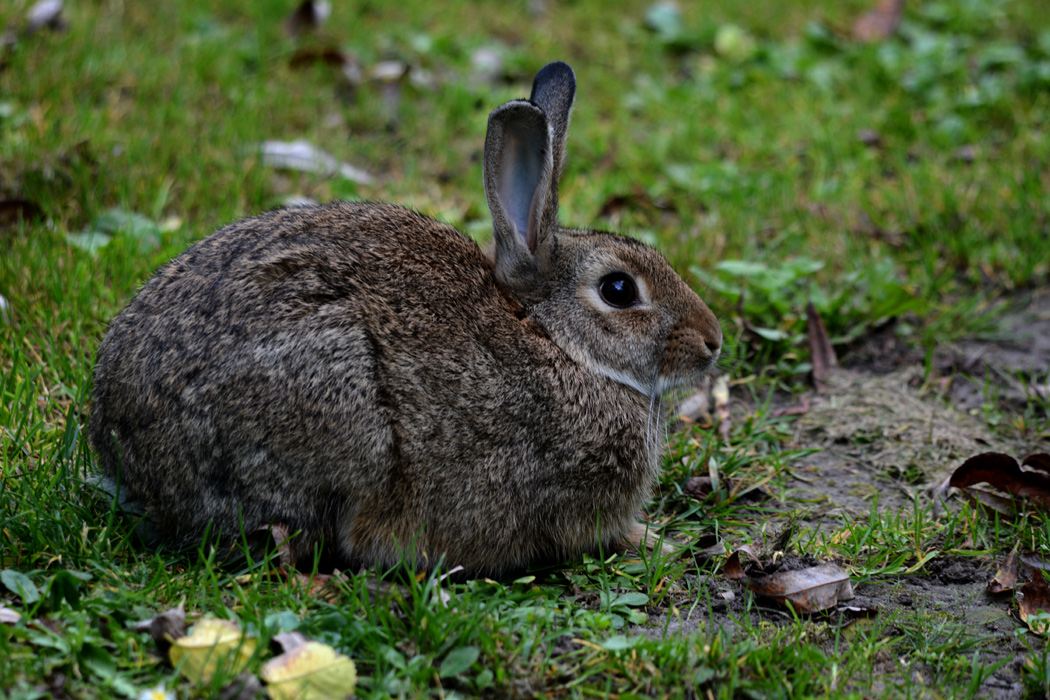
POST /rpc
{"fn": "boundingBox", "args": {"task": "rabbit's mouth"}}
[657,318,723,389]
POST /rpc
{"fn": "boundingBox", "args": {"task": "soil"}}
[642,292,1050,696]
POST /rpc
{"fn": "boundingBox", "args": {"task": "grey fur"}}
[88,62,722,578]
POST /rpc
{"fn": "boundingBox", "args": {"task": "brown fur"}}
[88,63,721,577]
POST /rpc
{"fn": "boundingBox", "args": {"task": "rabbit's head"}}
[484,62,721,397]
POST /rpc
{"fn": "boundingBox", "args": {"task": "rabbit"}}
[88,61,722,578]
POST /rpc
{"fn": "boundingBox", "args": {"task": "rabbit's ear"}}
[483,99,555,289]
[529,61,576,183]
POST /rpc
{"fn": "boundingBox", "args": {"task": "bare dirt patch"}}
[655,293,1049,696]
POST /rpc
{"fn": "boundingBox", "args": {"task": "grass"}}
[2,0,1050,697]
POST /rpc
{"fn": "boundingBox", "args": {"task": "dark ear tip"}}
[487,99,547,128]
[531,61,576,97]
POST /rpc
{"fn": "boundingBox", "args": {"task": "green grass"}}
[3,0,1050,697]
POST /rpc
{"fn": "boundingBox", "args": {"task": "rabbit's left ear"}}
[483,62,576,295]
[529,61,575,184]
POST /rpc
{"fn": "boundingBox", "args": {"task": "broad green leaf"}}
[600,635,637,651]
[65,232,112,254]
[439,646,480,678]
[1,570,40,605]
[612,592,649,608]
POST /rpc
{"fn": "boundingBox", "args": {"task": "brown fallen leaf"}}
[596,188,674,222]
[769,395,812,418]
[131,605,187,658]
[261,640,357,700]
[1021,552,1050,571]
[288,47,363,90]
[836,605,879,622]
[949,452,1050,512]
[723,551,747,581]
[219,673,266,700]
[285,0,330,35]
[693,533,726,559]
[989,545,1020,595]
[747,562,854,614]
[0,199,44,229]
[1024,454,1050,476]
[683,475,734,500]
[852,0,905,43]
[960,487,1020,520]
[169,617,258,684]
[1019,570,1050,636]
[271,631,310,655]
[806,302,838,393]
[245,523,296,568]
[723,545,763,581]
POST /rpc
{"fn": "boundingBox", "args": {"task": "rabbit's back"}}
[89,202,652,572]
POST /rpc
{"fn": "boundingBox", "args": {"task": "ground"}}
[2,0,1050,697]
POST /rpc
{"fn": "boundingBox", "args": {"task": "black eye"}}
[598,272,638,308]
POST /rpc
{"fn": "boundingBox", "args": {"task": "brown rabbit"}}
[88,62,721,577]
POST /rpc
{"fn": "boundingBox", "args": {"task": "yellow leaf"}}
[261,641,357,700]
[168,617,257,684]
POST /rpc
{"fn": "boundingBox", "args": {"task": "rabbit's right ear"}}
[483,99,555,294]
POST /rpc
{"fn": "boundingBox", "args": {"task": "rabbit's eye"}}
[598,273,638,309]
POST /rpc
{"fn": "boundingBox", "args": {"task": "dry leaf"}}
[245,523,295,568]
[852,0,905,43]
[261,640,357,700]
[1019,570,1050,636]
[989,545,1020,595]
[806,302,837,393]
[683,475,734,499]
[219,673,265,700]
[0,603,21,624]
[258,140,373,185]
[675,385,710,426]
[694,533,726,558]
[131,605,187,657]
[0,199,43,228]
[1021,552,1050,571]
[713,374,730,440]
[285,0,330,35]
[723,546,762,581]
[747,562,854,614]
[169,617,257,684]
[26,0,66,33]
[960,486,1019,520]
[271,631,309,655]
[949,452,1050,512]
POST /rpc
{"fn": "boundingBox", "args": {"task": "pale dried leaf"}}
[852,0,905,43]
[261,641,357,700]
[271,631,309,655]
[27,0,65,33]
[0,603,21,625]
[258,140,373,185]
[713,374,730,440]
[747,562,854,614]
[169,618,257,684]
